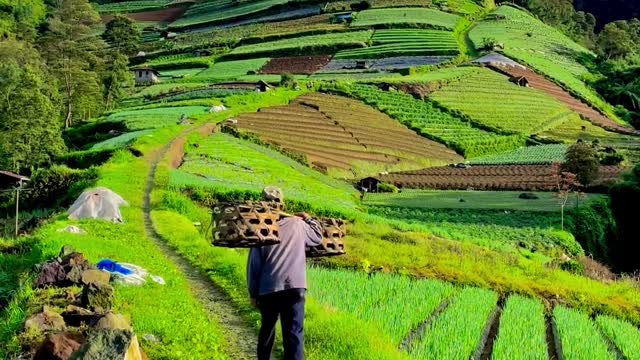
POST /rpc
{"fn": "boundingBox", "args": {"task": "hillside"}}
[2,1,640,359]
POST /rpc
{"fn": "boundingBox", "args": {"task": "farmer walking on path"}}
[247,186,323,360]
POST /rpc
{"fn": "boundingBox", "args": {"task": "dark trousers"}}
[257,288,306,360]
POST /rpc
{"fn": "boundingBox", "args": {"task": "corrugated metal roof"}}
[0,170,30,182]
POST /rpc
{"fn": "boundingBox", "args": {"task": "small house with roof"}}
[133,67,160,85]
[0,171,30,189]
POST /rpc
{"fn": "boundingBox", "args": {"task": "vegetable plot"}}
[410,287,498,360]
[468,144,568,165]
[596,315,640,359]
[553,306,615,360]
[491,295,547,360]
[335,29,459,58]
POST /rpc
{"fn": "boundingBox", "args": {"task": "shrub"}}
[377,183,399,193]
[279,73,296,88]
[560,259,585,275]
[600,153,624,165]
[56,149,116,169]
[518,192,539,199]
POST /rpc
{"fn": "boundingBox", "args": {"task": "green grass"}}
[106,106,211,130]
[158,68,205,79]
[335,29,459,58]
[170,133,360,216]
[491,295,547,360]
[596,315,640,359]
[228,31,373,58]
[308,267,455,345]
[329,83,525,157]
[352,8,461,30]
[364,190,603,212]
[469,5,618,121]
[554,306,615,360]
[468,144,568,164]
[430,67,572,134]
[131,83,208,99]
[410,287,497,359]
[195,58,270,80]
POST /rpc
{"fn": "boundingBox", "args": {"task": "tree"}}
[38,0,105,128]
[597,22,635,60]
[0,0,47,39]
[552,162,582,231]
[103,52,133,110]
[609,165,640,272]
[562,143,600,186]
[0,40,65,172]
[102,15,141,55]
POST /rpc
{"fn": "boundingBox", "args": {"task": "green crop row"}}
[170,0,291,29]
[469,144,568,164]
[97,0,173,14]
[554,306,615,360]
[328,83,525,157]
[410,287,498,359]
[335,29,459,59]
[492,295,548,360]
[194,58,270,80]
[308,267,455,346]
[90,129,154,150]
[596,315,640,359]
[351,8,461,30]
[225,31,373,59]
[430,67,572,135]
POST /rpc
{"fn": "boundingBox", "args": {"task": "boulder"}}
[81,282,114,312]
[25,308,66,333]
[59,245,77,258]
[71,329,143,360]
[81,270,110,286]
[34,332,85,360]
[35,261,68,288]
[62,305,103,327]
[95,312,131,331]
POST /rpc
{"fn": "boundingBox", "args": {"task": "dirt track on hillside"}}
[143,123,257,359]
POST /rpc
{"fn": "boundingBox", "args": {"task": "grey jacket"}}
[247,216,323,298]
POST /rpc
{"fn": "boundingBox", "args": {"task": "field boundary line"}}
[144,122,258,359]
[400,296,453,353]
[475,301,503,360]
[550,313,565,360]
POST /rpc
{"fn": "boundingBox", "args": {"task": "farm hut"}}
[355,60,370,70]
[255,80,273,92]
[510,76,529,87]
[133,67,160,85]
[0,171,30,189]
[358,177,381,193]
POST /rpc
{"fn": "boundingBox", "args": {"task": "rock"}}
[60,252,86,267]
[35,261,67,288]
[67,261,95,284]
[57,226,86,235]
[95,312,131,331]
[34,332,85,360]
[81,270,110,286]
[81,282,114,312]
[72,329,143,360]
[59,245,77,258]
[62,305,103,327]
[25,308,66,333]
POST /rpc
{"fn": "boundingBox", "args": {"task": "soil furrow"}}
[400,297,453,353]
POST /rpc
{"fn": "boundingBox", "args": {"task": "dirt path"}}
[143,125,258,359]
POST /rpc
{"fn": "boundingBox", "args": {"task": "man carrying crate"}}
[247,186,324,360]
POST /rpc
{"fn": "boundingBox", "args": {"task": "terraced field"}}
[378,164,623,191]
[469,5,617,120]
[335,29,459,58]
[330,83,526,157]
[430,67,573,134]
[232,93,462,175]
[97,0,174,14]
[319,55,454,72]
[351,7,461,29]
[195,58,270,80]
[492,64,640,135]
[259,55,332,74]
[468,144,568,165]
[169,0,292,29]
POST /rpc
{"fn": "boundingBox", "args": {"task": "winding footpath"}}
[143,124,258,359]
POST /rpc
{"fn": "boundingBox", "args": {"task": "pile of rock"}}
[23,246,146,360]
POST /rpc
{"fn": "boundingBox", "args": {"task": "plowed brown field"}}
[379,165,623,191]
[260,56,333,75]
[231,93,462,175]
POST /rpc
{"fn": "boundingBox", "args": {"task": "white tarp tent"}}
[68,188,129,223]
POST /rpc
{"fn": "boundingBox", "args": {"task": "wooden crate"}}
[212,201,281,248]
